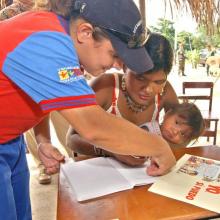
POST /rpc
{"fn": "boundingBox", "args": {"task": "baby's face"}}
[160,114,193,144]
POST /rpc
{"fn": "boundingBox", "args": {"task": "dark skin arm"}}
[38,99,176,176]
[66,125,147,166]
[66,74,178,167]
[66,74,148,166]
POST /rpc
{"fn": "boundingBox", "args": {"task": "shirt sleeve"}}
[2,31,96,112]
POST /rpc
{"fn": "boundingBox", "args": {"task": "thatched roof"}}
[139,0,220,34]
[1,0,219,34]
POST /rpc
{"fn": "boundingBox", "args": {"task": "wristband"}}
[93,146,106,157]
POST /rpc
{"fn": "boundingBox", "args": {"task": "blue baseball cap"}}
[73,0,153,73]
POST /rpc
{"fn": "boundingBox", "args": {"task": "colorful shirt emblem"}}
[58,66,84,82]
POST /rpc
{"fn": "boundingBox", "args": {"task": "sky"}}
[134,0,198,33]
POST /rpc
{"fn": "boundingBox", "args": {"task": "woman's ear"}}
[75,22,94,43]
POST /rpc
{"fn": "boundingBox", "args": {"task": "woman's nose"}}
[145,84,153,93]
[172,127,181,136]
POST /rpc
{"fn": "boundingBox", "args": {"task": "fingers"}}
[146,150,176,176]
[146,160,173,176]
[115,155,147,166]
[146,164,161,176]
[45,165,60,175]
[38,144,65,162]
[129,156,147,166]
[38,145,65,174]
[44,161,61,174]
[38,149,58,166]
[50,148,65,162]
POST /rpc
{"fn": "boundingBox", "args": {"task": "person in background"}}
[0,1,176,219]
[177,42,186,76]
[0,0,49,20]
[206,45,216,76]
[0,0,33,19]
[0,0,11,10]
[67,33,179,166]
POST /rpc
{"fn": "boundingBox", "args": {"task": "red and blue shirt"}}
[0,11,97,143]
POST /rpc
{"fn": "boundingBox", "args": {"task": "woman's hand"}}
[146,154,176,176]
[38,143,65,174]
[113,154,147,166]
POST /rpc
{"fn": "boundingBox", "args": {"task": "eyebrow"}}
[136,75,167,81]
[154,79,167,83]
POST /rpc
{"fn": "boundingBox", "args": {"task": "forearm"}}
[33,115,65,174]
[60,106,172,158]
[59,106,176,175]
[33,116,51,145]
[66,127,113,156]
[66,131,96,156]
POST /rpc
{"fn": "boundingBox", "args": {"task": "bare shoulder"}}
[90,74,115,91]
[90,73,122,109]
[164,81,177,97]
[160,80,178,111]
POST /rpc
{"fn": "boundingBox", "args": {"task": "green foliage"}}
[195,26,220,48]
[150,18,220,54]
[177,31,193,50]
[150,18,175,48]
[186,50,200,68]
[191,37,205,50]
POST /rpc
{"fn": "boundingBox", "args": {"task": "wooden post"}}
[139,0,146,27]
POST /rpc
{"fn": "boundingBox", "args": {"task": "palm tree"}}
[138,0,220,34]
[151,18,175,47]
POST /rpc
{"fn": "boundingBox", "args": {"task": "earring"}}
[160,87,164,96]
[121,75,126,91]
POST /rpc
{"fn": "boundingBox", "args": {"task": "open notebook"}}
[61,157,157,201]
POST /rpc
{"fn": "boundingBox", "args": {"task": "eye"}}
[113,54,119,59]
[154,80,166,85]
[110,51,119,59]
[135,76,145,81]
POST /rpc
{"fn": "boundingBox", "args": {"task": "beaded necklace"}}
[121,76,149,113]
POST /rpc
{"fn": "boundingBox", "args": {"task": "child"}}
[141,102,205,146]
[105,102,204,164]
[102,102,204,163]
[67,102,204,166]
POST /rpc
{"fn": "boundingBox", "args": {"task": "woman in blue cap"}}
[0,1,176,219]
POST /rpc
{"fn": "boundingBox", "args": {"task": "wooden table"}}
[57,146,220,220]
